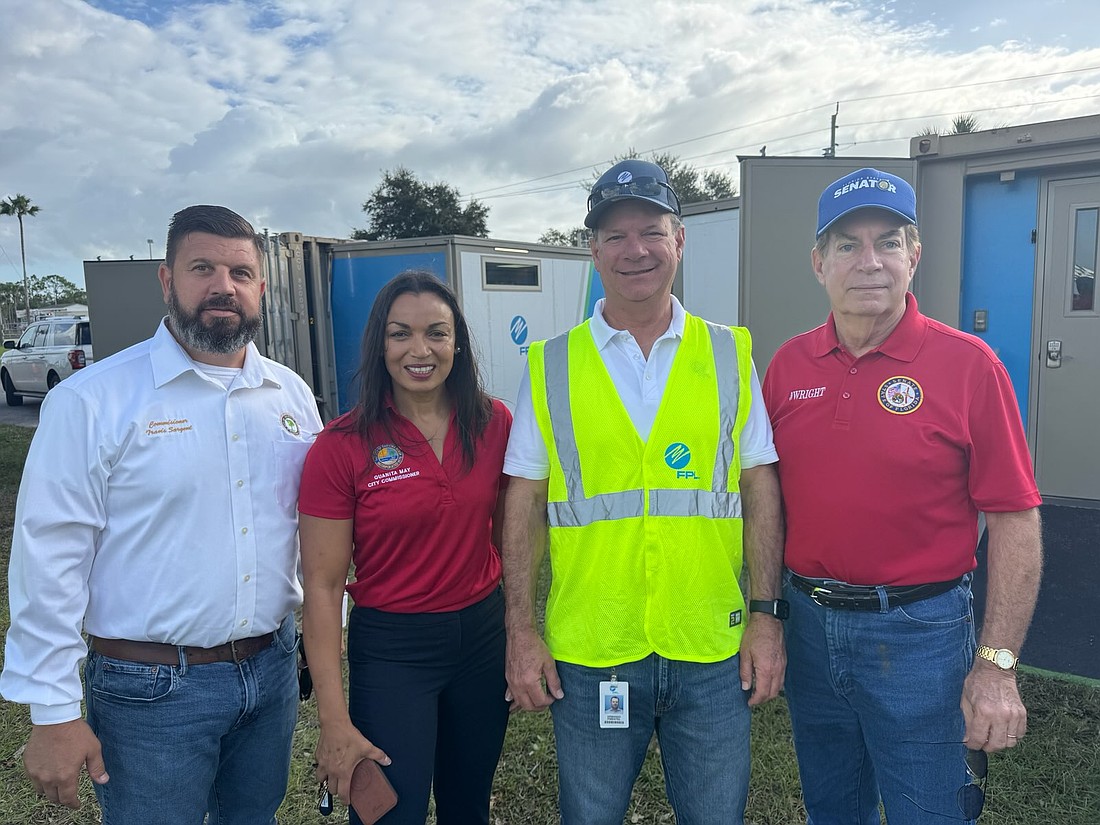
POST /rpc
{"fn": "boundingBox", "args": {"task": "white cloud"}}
[1,0,1099,284]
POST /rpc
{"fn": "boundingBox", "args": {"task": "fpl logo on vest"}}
[510,315,529,355]
[665,443,697,479]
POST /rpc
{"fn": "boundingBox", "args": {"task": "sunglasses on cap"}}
[587,176,681,215]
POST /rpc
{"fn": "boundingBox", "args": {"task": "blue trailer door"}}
[959,172,1039,429]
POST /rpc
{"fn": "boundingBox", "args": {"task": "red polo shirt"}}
[299,399,511,612]
[763,294,1040,586]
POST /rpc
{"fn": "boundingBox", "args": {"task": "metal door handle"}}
[1045,340,1062,368]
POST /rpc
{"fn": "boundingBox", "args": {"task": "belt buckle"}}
[229,639,244,664]
[810,586,833,606]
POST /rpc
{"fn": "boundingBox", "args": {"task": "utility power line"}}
[468,74,1100,205]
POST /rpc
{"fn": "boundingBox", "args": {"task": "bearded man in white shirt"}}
[1,205,323,824]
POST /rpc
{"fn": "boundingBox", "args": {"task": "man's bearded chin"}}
[167,287,262,355]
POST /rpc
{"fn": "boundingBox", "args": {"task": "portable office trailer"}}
[262,232,345,419]
[679,197,741,326]
[84,259,166,360]
[737,119,1100,506]
[736,116,1100,681]
[737,157,918,368]
[83,233,338,414]
[85,234,598,419]
[910,113,1100,506]
[327,236,598,414]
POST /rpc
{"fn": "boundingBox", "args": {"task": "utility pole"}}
[147,239,154,259]
[823,102,838,158]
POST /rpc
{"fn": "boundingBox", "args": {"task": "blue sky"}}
[1,0,1099,288]
[849,0,1095,52]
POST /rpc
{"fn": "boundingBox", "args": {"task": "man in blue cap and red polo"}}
[763,168,1043,824]
[501,159,786,824]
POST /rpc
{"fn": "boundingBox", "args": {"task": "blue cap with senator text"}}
[817,167,916,236]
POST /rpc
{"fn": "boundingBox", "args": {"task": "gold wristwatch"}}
[976,645,1018,670]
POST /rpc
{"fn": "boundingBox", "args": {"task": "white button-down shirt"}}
[0,320,322,724]
[504,297,778,478]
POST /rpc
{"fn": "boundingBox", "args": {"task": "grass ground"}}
[0,423,1097,823]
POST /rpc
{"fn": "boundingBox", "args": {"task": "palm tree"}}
[0,194,42,322]
[950,114,981,134]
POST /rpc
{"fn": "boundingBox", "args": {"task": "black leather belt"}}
[789,573,962,611]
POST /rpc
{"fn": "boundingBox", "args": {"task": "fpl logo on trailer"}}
[665,442,697,478]
[510,315,529,354]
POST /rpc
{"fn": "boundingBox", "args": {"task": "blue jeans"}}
[783,572,978,825]
[551,653,750,825]
[85,616,298,825]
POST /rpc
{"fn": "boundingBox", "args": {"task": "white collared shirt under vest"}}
[1,320,322,725]
[504,297,778,478]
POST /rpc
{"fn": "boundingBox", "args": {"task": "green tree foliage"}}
[0,194,41,318]
[29,274,86,307]
[0,276,85,323]
[594,150,737,204]
[950,114,981,134]
[352,168,490,241]
[538,227,588,247]
[542,151,738,243]
[0,281,23,328]
[918,113,983,137]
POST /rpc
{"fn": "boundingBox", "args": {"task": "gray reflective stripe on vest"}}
[542,324,742,528]
[705,321,740,493]
[543,335,584,501]
[649,488,742,519]
[548,489,646,528]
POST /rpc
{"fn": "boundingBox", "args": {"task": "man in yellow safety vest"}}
[501,159,786,825]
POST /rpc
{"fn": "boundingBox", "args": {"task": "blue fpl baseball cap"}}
[585,159,682,229]
[817,167,916,236]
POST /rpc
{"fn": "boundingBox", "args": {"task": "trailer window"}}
[1071,207,1097,312]
[483,258,540,290]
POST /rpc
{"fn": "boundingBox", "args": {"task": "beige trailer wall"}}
[738,157,917,370]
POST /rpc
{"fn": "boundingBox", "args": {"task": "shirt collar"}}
[812,292,926,362]
[150,318,280,389]
[588,295,685,351]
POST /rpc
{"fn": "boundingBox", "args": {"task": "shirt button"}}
[241,527,248,535]
[237,480,244,487]
[243,574,251,582]
[232,434,239,441]
[842,392,851,399]
[240,619,248,627]
[849,368,857,375]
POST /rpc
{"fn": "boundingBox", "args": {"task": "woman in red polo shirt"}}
[299,270,511,825]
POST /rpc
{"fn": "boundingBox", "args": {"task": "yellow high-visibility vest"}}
[528,313,754,667]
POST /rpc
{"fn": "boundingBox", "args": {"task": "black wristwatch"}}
[749,599,790,620]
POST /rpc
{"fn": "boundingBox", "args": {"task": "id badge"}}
[599,679,629,728]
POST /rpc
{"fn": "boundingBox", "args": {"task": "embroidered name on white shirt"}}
[146,418,193,436]
[788,387,827,400]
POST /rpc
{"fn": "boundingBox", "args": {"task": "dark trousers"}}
[347,587,509,825]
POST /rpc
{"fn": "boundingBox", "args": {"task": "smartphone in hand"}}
[350,758,398,824]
